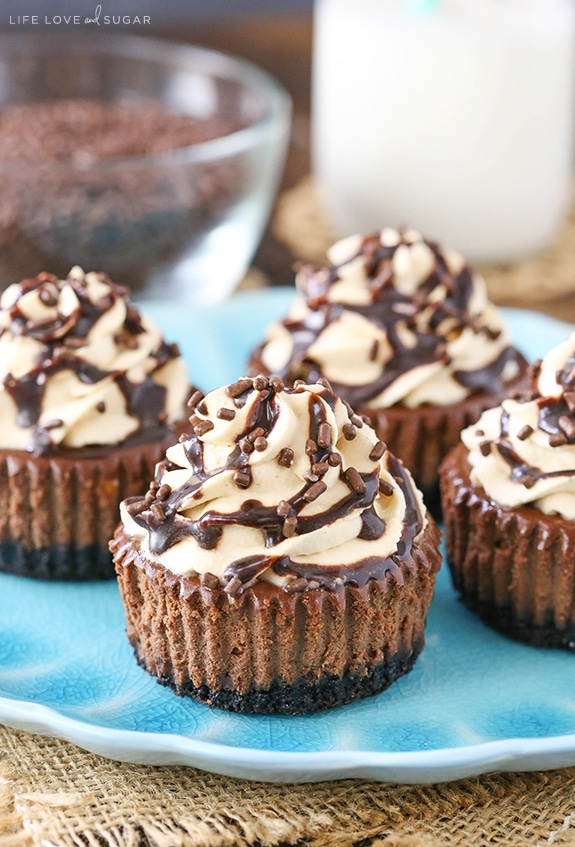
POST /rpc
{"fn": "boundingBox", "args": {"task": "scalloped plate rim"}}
[3,693,575,783]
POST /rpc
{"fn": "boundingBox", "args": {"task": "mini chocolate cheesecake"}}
[0,268,191,579]
[441,332,575,650]
[248,228,529,517]
[111,376,441,715]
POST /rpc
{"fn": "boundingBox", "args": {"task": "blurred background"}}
[0,0,574,318]
[0,0,314,296]
[0,0,314,18]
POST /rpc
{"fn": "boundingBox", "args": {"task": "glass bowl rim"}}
[0,31,292,171]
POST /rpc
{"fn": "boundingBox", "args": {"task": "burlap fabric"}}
[273,177,575,312]
[1,724,575,847]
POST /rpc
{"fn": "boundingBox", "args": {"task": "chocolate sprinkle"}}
[224,576,243,597]
[233,469,252,489]
[303,481,327,502]
[200,572,219,589]
[38,285,58,307]
[559,415,575,439]
[304,470,319,483]
[156,484,171,501]
[305,439,318,456]
[151,502,166,521]
[343,423,356,441]
[226,378,253,399]
[317,422,332,449]
[278,447,294,468]
[282,515,298,537]
[249,427,265,442]
[344,467,367,495]
[126,499,148,517]
[378,479,394,496]
[285,577,308,593]
[276,500,291,517]
[369,441,386,461]
[194,420,214,437]
[550,432,568,447]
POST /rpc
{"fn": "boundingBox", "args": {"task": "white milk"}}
[312,0,575,263]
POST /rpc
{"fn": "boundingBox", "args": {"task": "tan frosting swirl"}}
[120,377,426,591]
[0,267,189,453]
[257,228,522,409]
[462,332,575,519]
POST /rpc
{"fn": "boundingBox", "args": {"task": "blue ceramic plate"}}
[1,289,575,784]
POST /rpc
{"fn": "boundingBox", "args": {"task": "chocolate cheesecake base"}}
[0,430,183,581]
[112,519,441,715]
[440,443,575,651]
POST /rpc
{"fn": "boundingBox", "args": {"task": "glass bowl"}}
[0,33,291,304]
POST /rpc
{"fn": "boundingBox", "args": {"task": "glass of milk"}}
[312,0,575,263]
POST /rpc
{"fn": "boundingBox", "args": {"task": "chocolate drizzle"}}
[0,271,182,454]
[538,397,575,445]
[252,232,523,406]
[495,410,575,488]
[127,379,424,592]
[477,348,575,491]
[495,440,540,488]
[454,347,520,394]
[496,441,575,487]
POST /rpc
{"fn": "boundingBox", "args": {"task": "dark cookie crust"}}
[456,597,575,651]
[134,640,423,715]
[0,540,114,581]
